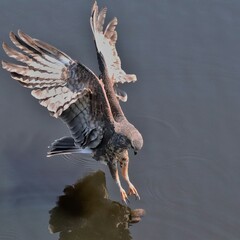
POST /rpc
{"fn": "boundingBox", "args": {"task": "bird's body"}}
[2,2,143,203]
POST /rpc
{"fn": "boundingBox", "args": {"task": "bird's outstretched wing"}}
[90,1,137,102]
[2,30,114,148]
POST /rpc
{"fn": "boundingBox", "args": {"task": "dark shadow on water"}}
[49,171,145,240]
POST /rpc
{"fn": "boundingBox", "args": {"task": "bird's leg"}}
[107,161,129,204]
[120,157,140,200]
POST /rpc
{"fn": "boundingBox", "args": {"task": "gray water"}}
[1,0,240,239]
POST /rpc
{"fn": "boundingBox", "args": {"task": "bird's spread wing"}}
[2,30,114,148]
[90,1,137,102]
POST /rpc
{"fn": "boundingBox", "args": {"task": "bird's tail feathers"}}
[47,136,92,157]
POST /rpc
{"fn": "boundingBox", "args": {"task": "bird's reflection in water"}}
[49,171,145,240]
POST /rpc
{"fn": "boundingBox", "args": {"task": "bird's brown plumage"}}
[2,1,143,203]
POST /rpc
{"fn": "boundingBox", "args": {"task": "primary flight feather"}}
[2,1,143,203]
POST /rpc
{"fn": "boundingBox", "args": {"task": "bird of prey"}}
[2,1,143,203]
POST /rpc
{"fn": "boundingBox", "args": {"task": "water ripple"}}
[62,154,101,173]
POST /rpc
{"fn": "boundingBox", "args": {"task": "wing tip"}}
[120,74,137,83]
[17,29,33,44]
[17,29,23,37]
[9,31,17,43]
[17,29,27,41]
[2,42,7,52]
[91,1,98,15]
[112,17,118,24]
[129,74,137,82]
[9,31,15,39]
[2,60,8,70]
[2,42,13,57]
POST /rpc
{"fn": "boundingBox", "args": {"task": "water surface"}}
[1,0,240,239]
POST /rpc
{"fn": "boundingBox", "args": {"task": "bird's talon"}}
[128,184,140,200]
[120,188,129,205]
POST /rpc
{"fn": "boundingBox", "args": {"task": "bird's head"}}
[130,129,143,155]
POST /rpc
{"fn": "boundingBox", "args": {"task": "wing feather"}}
[90,1,137,85]
[3,42,59,74]
[9,31,64,71]
[2,30,114,149]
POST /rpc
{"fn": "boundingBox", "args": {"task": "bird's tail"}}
[47,136,92,157]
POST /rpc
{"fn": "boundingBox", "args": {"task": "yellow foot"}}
[128,183,140,200]
[120,188,130,205]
